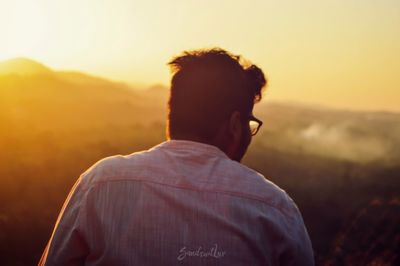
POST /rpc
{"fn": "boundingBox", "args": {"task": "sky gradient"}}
[1,0,399,112]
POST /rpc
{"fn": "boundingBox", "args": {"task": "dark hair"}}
[167,48,267,141]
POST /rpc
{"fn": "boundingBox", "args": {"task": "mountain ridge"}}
[0,57,53,76]
[1,57,399,116]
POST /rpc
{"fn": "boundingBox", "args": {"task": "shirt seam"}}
[84,177,290,214]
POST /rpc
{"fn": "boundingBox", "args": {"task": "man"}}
[39,48,314,265]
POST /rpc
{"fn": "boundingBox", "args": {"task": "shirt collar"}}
[151,139,229,159]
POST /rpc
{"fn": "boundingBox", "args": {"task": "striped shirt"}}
[39,139,314,265]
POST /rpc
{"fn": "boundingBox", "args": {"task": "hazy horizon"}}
[1,56,399,114]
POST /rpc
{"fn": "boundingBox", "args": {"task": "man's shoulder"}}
[216,159,298,216]
[78,149,153,188]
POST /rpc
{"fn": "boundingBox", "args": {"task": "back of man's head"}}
[167,48,267,143]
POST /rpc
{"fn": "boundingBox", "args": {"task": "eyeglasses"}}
[249,115,263,136]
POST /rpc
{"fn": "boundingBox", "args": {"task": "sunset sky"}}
[1,0,399,112]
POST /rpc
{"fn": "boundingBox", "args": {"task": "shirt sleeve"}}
[38,175,89,266]
[278,198,315,266]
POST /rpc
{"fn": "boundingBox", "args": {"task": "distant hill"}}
[0,58,168,131]
[0,58,52,76]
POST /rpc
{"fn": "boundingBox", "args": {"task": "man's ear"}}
[228,111,242,141]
